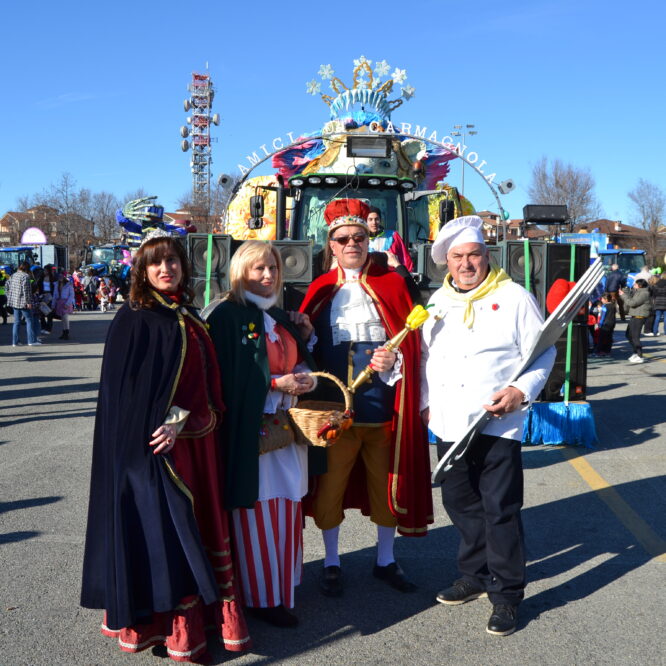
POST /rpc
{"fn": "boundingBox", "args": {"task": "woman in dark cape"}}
[81,236,250,663]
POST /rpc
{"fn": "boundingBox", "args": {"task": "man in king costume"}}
[300,198,433,597]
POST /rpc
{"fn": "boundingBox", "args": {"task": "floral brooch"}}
[241,321,261,346]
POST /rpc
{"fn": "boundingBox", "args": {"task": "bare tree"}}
[175,189,214,233]
[528,157,601,227]
[91,191,121,242]
[22,173,95,250]
[628,179,665,265]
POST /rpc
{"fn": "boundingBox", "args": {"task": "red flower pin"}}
[492,304,499,311]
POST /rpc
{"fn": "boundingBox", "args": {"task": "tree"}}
[19,173,95,251]
[527,157,601,227]
[628,179,665,266]
[90,191,121,242]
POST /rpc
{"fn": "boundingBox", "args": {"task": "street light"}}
[450,123,477,197]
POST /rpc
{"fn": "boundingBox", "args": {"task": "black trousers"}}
[625,317,644,356]
[597,328,614,353]
[438,435,525,606]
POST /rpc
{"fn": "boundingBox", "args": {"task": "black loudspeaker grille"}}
[541,324,588,402]
[417,244,447,288]
[274,241,313,284]
[523,204,569,224]
[187,234,231,277]
[487,244,505,268]
[506,241,547,310]
[505,241,591,317]
[191,276,226,310]
[544,243,591,286]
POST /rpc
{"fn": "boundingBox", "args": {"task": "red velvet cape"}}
[300,261,433,536]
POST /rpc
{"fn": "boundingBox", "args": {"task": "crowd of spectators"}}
[3,264,121,347]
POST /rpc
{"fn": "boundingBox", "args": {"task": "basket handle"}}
[306,371,353,413]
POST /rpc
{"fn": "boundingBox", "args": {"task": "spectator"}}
[634,265,653,284]
[595,293,617,356]
[620,279,650,363]
[643,275,658,336]
[38,264,57,334]
[82,269,99,310]
[652,272,666,336]
[6,262,39,346]
[0,268,8,324]
[605,263,626,321]
[53,273,75,340]
[98,280,110,313]
[72,270,84,311]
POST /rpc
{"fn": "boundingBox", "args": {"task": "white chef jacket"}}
[420,280,556,442]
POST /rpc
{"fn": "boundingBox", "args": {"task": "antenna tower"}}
[180,70,220,214]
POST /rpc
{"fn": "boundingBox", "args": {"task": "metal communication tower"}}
[180,71,219,212]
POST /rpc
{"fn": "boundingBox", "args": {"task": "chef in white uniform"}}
[420,216,555,637]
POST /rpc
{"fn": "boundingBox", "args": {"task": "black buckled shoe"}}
[436,578,487,605]
[372,562,417,593]
[320,565,343,597]
[247,604,299,628]
[486,604,518,636]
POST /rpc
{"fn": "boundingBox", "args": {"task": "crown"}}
[306,57,415,121]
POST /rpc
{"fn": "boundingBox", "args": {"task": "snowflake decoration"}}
[391,68,407,85]
[354,55,372,68]
[401,85,415,100]
[357,77,371,90]
[306,79,321,95]
[318,64,334,80]
[374,60,390,78]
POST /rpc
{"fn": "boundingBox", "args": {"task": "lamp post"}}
[450,123,477,197]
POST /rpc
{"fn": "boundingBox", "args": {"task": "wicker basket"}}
[288,371,353,447]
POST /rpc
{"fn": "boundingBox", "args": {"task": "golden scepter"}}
[349,305,430,393]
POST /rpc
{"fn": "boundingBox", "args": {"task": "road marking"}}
[561,447,666,563]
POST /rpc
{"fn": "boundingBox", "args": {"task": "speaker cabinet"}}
[487,244,505,268]
[541,323,588,402]
[273,241,313,284]
[187,234,232,309]
[417,243,447,288]
[523,204,569,225]
[505,241,590,315]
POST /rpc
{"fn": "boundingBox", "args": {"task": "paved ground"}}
[1,311,665,665]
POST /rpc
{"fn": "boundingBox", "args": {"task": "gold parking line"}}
[561,447,666,563]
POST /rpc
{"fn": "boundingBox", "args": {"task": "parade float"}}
[217,57,500,307]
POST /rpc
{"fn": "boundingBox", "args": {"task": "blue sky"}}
[1,0,664,226]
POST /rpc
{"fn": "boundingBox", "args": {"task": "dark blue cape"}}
[80,301,219,630]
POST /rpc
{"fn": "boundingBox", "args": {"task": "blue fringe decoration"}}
[523,402,597,448]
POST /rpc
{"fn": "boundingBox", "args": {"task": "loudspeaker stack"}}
[503,241,590,316]
[187,234,232,309]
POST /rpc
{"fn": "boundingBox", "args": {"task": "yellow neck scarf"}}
[442,265,512,328]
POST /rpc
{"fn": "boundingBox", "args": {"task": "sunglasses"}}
[331,233,368,246]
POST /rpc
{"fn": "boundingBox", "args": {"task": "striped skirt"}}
[232,498,303,609]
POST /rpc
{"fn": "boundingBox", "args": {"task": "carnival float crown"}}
[306,57,415,122]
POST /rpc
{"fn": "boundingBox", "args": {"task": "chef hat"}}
[324,199,371,235]
[431,215,485,263]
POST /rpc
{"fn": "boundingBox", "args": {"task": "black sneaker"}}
[486,604,518,636]
[436,578,487,605]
